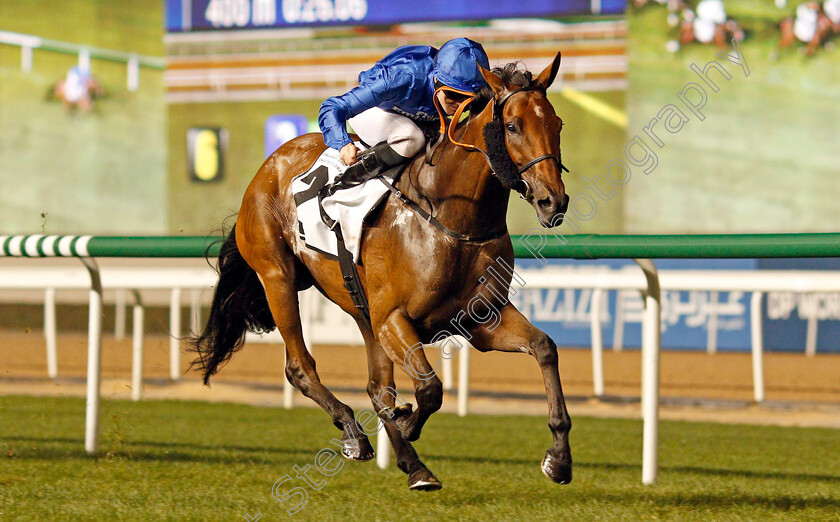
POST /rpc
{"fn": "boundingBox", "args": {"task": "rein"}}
[433,86,569,199]
[365,87,512,243]
[378,176,507,243]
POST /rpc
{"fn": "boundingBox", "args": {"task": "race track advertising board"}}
[165,0,624,32]
[514,258,840,354]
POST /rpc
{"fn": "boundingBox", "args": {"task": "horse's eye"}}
[505,122,517,134]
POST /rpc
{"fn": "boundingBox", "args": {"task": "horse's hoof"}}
[340,437,375,461]
[408,469,442,491]
[541,452,572,484]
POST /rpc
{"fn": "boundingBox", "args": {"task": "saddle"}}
[291,146,408,323]
[318,162,406,323]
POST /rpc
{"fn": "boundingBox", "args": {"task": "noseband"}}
[440,86,569,199]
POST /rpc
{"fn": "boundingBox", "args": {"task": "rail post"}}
[131,290,144,401]
[634,258,661,485]
[169,288,182,381]
[590,288,605,397]
[750,291,765,403]
[376,419,389,469]
[457,339,470,417]
[81,256,103,455]
[44,288,58,379]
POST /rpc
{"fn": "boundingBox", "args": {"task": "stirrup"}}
[326,162,370,196]
[326,142,404,196]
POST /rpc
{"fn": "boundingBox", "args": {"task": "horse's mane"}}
[470,62,538,114]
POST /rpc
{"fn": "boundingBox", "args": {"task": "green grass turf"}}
[625,3,840,234]
[0,1,166,235]
[1,395,839,520]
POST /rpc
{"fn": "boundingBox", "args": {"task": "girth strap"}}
[333,224,371,323]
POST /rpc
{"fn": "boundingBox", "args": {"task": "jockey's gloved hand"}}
[340,143,360,165]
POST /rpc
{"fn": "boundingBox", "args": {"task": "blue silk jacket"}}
[318,45,440,151]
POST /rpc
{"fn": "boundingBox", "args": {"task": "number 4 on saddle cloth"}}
[291,143,406,264]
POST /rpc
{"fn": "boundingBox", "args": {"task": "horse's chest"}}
[413,247,505,324]
[414,246,480,293]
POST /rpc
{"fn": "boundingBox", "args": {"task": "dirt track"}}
[2,330,839,428]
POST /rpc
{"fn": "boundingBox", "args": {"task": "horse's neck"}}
[406,118,510,236]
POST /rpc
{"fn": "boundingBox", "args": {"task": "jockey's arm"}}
[318,68,411,153]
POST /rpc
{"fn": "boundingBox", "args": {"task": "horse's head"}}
[479,54,570,227]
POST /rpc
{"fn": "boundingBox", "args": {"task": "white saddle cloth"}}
[291,145,393,263]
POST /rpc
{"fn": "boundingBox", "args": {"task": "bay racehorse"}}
[192,53,572,490]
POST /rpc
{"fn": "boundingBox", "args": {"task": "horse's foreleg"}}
[779,19,795,49]
[258,265,374,461]
[373,310,443,443]
[468,303,573,484]
[356,319,441,490]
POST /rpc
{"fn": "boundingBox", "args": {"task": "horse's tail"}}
[190,224,275,384]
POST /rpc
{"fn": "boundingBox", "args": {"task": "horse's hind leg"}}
[356,318,441,491]
[244,234,374,461]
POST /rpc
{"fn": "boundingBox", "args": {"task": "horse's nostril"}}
[538,197,556,212]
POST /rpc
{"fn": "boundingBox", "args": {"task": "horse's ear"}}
[535,52,562,91]
[479,65,504,94]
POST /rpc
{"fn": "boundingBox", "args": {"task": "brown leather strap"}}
[378,177,507,243]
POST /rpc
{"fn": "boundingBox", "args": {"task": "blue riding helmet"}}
[433,38,490,94]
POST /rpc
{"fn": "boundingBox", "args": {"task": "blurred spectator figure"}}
[827,0,840,30]
[780,1,840,55]
[670,0,745,51]
[634,0,687,26]
[634,0,685,11]
[53,65,104,114]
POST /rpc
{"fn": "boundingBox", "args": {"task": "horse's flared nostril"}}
[559,194,570,214]
[538,197,556,213]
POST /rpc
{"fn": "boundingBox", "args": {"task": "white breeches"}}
[62,79,87,103]
[348,107,426,158]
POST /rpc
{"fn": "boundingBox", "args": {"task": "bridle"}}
[434,86,569,199]
[377,84,570,244]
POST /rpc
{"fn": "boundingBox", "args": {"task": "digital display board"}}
[166,0,625,32]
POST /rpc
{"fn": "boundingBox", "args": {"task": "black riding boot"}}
[327,142,407,196]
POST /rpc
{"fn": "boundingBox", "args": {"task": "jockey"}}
[318,37,490,191]
[823,0,840,28]
[64,66,91,103]
[794,2,820,43]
